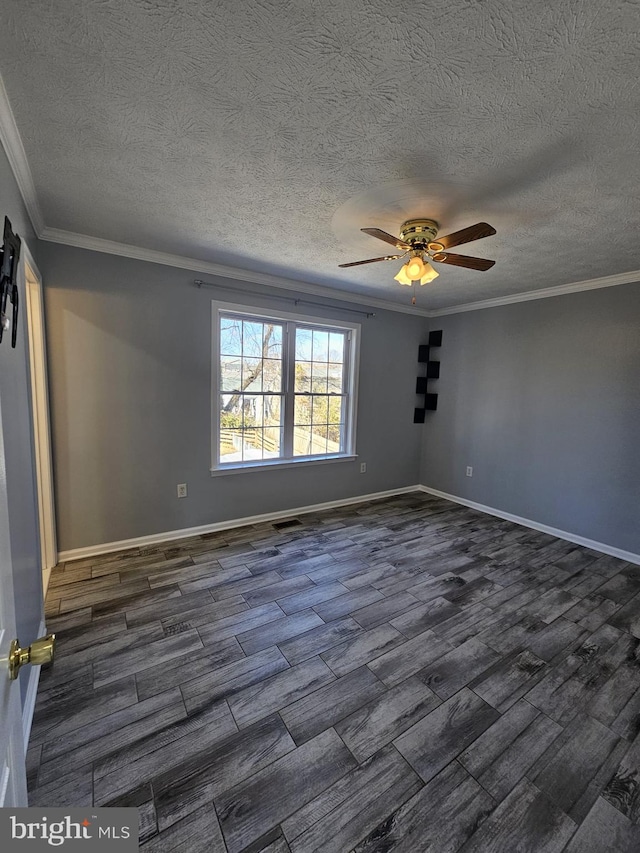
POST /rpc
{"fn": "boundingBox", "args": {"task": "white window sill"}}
[210,454,357,476]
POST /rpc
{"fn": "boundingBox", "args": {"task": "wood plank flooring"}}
[29,493,640,851]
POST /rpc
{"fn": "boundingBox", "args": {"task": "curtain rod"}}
[193,279,376,318]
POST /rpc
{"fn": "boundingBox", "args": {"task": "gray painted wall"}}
[420,283,640,554]
[0,142,44,704]
[40,242,426,552]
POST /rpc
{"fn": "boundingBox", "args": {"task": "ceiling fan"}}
[339,219,496,296]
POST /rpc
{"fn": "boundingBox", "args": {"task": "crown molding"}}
[0,76,45,236]
[428,268,640,316]
[2,70,637,318]
[40,227,640,319]
[39,226,432,317]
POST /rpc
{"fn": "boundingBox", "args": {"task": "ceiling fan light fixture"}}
[338,219,496,292]
[405,255,426,280]
[419,261,439,285]
[393,264,413,286]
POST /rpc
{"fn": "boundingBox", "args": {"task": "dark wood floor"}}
[28,492,640,852]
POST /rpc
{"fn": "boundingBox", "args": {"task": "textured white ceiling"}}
[0,0,639,309]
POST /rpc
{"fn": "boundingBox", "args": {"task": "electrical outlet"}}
[360,462,367,473]
[177,483,188,498]
[466,466,473,477]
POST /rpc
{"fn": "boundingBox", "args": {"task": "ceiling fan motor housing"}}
[399,219,439,250]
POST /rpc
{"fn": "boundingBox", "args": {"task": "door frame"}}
[23,245,57,582]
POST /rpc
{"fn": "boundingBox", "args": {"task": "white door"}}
[0,389,28,807]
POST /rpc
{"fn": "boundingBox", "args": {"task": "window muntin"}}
[213,306,358,470]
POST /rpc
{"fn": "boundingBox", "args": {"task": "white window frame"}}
[211,301,360,474]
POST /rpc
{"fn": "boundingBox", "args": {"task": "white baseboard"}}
[22,619,46,753]
[418,485,640,566]
[58,486,422,563]
[58,483,640,568]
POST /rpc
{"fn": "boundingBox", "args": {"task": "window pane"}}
[242,321,264,358]
[328,363,343,393]
[220,319,242,355]
[242,357,262,392]
[254,429,265,459]
[312,329,329,362]
[220,317,284,398]
[220,356,242,391]
[245,427,264,459]
[267,325,283,358]
[220,428,242,461]
[264,395,282,427]
[295,328,312,361]
[220,395,242,426]
[264,426,281,458]
[328,396,344,424]
[329,332,345,362]
[293,425,341,456]
[241,394,261,429]
[295,362,311,392]
[295,396,311,425]
[293,425,312,456]
[312,396,329,423]
[327,423,343,452]
[263,359,282,392]
[311,363,328,393]
[308,425,328,454]
[220,393,284,464]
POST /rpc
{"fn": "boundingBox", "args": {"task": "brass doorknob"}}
[8,634,56,680]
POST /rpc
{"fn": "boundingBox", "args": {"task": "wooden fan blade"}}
[338,254,402,268]
[432,222,496,250]
[361,228,411,250]
[431,252,495,271]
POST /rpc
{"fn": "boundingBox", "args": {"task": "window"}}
[212,302,359,472]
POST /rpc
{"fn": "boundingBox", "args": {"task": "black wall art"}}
[0,216,22,348]
[414,329,442,422]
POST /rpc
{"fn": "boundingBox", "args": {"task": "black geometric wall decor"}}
[425,393,439,410]
[414,330,442,422]
[0,217,22,348]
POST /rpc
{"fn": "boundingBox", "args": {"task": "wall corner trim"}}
[418,485,640,566]
[57,486,422,563]
[22,619,46,753]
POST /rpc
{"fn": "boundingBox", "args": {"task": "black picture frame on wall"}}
[0,216,22,348]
